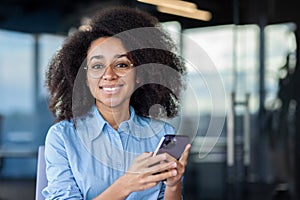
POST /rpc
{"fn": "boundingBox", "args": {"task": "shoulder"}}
[45,119,75,146]
[47,119,75,135]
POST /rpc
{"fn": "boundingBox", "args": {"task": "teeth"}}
[102,87,118,91]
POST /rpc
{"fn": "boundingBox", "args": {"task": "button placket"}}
[107,127,124,170]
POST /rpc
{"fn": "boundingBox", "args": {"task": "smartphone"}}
[153,134,189,160]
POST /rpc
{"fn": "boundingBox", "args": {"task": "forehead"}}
[87,37,128,60]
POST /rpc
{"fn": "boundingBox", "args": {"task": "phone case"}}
[154,135,189,160]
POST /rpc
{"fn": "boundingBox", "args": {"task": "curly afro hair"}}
[45,6,186,122]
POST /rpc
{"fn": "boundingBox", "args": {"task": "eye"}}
[90,63,105,70]
[115,62,130,69]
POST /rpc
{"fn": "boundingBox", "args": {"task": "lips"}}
[99,84,123,93]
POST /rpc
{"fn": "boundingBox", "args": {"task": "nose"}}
[102,66,117,80]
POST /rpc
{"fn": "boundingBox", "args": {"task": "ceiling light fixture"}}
[157,5,212,21]
[137,0,212,21]
[138,0,197,12]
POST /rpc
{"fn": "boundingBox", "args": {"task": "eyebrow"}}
[89,53,129,62]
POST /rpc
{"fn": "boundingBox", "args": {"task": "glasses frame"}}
[84,59,134,79]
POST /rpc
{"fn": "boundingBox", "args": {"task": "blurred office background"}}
[0,0,300,199]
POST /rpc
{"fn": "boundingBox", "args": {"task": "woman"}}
[43,6,190,200]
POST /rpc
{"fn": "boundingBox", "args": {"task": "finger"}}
[165,174,181,185]
[179,144,191,163]
[162,153,177,163]
[165,146,191,186]
[149,161,177,174]
[144,153,169,167]
[135,152,153,162]
[149,168,178,182]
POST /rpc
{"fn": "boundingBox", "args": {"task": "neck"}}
[96,103,130,130]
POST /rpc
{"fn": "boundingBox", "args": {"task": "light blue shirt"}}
[42,105,176,200]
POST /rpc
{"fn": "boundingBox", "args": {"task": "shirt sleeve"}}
[157,182,165,200]
[42,124,83,200]
[163,122,176,136]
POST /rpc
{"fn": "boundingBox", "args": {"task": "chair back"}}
[35,145,47,200]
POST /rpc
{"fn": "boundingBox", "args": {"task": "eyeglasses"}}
[84,58,134,79]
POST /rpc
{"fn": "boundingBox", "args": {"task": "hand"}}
[164,144,191,188]
[119,152,178,194]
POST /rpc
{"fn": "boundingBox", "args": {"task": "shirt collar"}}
[118,106,140,138]
[76,105,164,141]
[76,105,138,141]
[75,105,106,141]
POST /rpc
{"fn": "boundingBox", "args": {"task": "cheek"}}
[86,77,99,95]
[127,74,137,92]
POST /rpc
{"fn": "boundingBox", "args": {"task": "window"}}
[0,30,65,178]
[183,24,260,114]
[265,23,297,108]
[0,30,34,115]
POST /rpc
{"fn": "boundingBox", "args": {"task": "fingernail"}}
[172,170,177,176]
[172,162,177,167]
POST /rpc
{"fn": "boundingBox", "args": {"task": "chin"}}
[99,98,128,109]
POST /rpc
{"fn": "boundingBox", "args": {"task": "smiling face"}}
[86,37,136,111]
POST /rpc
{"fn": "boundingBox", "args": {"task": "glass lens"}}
[87,58,133,78]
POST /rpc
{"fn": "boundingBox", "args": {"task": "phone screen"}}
[153,135,189,160]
